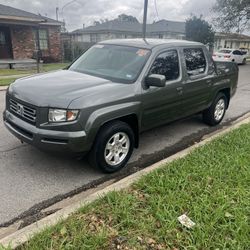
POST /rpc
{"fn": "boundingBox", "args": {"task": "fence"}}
[61,40,95,62]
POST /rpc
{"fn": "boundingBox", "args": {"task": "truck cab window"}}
[149,50,180,81]
[184,48,207,76]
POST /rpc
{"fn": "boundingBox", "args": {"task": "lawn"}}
[5,124,250,250]
[0,63,69,76]
[0,63,69,86]
[0,78,19,86]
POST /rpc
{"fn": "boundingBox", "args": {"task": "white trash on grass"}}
[178,214,196,229]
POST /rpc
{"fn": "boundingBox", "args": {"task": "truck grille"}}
[10,99,36,123]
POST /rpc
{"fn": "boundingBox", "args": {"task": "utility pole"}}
[142,0,148,39]
[56,7,59,21]
[35,29,41,73]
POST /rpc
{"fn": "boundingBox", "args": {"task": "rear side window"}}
[219,49,231,54]
[233,50,242,55]
[184,48,207,76]
[149,50,180,81]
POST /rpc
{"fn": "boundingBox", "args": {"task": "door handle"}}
[206,79,212,85]
[176,87,183,94]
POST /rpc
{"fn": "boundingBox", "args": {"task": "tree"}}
[186,15,215,46]
[93,14,139,26]
[94,21,101,26]
[117,14,139,23]
[213,0,250,33]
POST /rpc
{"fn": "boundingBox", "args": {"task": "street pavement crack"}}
[0,144,27,153]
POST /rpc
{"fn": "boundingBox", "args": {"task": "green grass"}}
[42,63,69,72]
[0,78,19,86]
[5,124,250,250]
[0,63,69,77]
[0,63,69,86]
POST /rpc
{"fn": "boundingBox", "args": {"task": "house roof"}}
[99,38,202,49]
[149,20,185,33]
[0,4,61,26]
[216,32,250,41]
[72,19,185,34]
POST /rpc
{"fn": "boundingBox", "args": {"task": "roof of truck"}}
[99,39,203,49]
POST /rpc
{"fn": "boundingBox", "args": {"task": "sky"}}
[0,0,217,31]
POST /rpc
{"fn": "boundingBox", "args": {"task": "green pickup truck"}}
[3,39,239,173]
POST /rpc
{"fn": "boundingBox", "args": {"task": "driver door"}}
[141,49,184,131]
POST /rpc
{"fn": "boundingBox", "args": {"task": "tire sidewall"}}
[212,94,227,124]
[94,122,134,173]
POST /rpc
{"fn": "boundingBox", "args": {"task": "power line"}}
[61,0,78,19]
[154,0,160,21]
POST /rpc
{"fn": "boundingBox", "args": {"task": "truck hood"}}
[8,70,127,108]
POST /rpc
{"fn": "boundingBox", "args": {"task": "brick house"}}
[0,4,61,62]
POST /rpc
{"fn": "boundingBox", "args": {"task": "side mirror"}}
[145,74,166,87]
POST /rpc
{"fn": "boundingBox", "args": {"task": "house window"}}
[39,29,48,50]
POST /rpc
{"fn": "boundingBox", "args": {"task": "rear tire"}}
[203,93,227,126]
[89,121,135,173]
[242,58,246,65]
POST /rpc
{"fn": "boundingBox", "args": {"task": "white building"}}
[71,19,186,43]
[214,32,250,52]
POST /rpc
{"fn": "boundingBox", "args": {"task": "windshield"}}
[218,50,232,54]
[69,44,151,83]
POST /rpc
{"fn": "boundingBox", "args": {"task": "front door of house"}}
[0,27,13,59]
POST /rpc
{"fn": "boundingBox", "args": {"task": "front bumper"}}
[3,110,91,153]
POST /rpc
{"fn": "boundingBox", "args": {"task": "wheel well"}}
[117,114,139,148]
[95,114,139,149]
[219,88,230,108]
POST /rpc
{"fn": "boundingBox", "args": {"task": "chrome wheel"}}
[214,98,225,121]
[104,132,130,166]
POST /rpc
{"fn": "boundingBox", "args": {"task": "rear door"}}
[232,50,243,64]
[181,47,215,116]
[141,49,184,131]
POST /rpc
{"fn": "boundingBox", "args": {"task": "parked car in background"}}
[3,39,239,173]
[213,49,247,64]
[239,48,249,56]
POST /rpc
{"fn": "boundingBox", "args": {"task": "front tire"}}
[242,58,246,65]
[203,93,227,126]
[89,121,135,173]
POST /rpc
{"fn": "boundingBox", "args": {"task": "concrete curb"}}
[0,86,8,91]
[1,113,250,249]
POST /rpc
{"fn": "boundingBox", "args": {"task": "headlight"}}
[48,109,79,122]
[8,82,14,93]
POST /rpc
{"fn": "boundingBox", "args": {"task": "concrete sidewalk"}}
[0,74,29,79]
[0,86,8,91]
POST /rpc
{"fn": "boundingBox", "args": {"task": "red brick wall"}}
[11,26,35,59]
[10,25,61,62]
[41,26,61,62]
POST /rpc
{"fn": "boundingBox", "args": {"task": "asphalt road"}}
[0,64,250,226]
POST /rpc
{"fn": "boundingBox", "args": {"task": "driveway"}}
[0,64,250,227]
